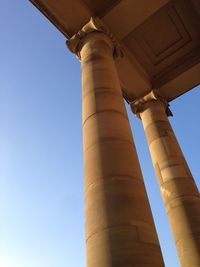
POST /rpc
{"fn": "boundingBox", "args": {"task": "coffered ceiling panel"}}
[102,0,170,40]
[123,0,200,87]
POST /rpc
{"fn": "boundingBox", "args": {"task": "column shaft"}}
[139,100,200,267]
[79,32,164,267]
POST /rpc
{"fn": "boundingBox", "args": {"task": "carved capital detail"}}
[130,90,173,118]
[66,17,123,59]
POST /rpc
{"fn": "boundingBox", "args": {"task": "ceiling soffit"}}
[30,0,122,38]
[30,0,200,101]
[82,0,122,17]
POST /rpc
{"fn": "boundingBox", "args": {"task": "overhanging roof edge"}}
[30,0,70,38]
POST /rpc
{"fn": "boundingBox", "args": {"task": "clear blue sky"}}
[0,1,199,267]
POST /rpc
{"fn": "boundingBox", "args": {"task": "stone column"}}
[67,18,164,267]
[131,90,200,267]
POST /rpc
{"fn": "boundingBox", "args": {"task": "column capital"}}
[130,90,173,118]
[66,17,123,59]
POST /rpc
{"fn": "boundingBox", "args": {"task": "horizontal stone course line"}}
[143,119,168,130]
[157,158,186,169]
[84,175,144,197]
[83,137,134,153]
[85,223,156,243]
[82,87,122,98]
[145,124,172,144]
[82,53,112,64]
[166,195,200,213]
[82,65,118,74]
[175,231,200,246]
[160,163,186,171]
[160,175,196,186]
[82,109,129,127]
[147,135,169,146]
[163,192,200,206]
[144,120,170,130]
[147,132,175,147]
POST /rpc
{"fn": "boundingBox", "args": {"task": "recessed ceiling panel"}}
[123,0,200,86]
